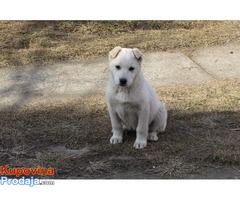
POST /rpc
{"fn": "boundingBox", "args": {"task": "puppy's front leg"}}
[108,107,123,144]
[134,108,149,149]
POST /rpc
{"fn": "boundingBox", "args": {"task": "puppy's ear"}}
[109,46,122,61]
[132,48,143,63]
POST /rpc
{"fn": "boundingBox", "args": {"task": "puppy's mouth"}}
[119,83,127,87]
[119,78,128,87]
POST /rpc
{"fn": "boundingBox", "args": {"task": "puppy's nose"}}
[119,78,127,86]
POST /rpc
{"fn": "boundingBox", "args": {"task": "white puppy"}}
[106,46,167,149]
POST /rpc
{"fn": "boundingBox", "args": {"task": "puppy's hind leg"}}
[147,132,159,141]
[148,105,167,141]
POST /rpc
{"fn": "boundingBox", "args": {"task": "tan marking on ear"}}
[109,46,122,61]
[132,48,143,63]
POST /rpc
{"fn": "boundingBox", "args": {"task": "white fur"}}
[106,47,167,149]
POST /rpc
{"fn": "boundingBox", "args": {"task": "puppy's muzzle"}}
[119,78,127,86]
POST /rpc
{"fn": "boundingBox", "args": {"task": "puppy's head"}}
[109,46,143,87]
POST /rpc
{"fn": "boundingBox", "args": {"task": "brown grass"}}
[1,20,240,179]
[1,20,240,67]
[1,79,239,178]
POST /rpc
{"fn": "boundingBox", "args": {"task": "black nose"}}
[119,78,127,86]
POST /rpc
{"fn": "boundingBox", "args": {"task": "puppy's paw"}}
[133,138,147,149]
[110,135,123,144]
[122,124,127,131]
[147,132,158,141]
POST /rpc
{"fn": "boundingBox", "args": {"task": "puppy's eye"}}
[115,65,121,70]
[129,67,135,71]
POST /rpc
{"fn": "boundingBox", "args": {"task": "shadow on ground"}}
[0,76,239,179]
[0,99,239,179]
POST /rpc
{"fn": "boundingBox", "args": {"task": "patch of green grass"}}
[1,21,240,67]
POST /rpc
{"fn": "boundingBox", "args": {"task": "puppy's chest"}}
[115,101,139,130]
[113,90,140,111]
[114,89,136,103]
[111,89,141,129]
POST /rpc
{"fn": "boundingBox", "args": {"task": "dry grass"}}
[1,20,240,179]
[1,20,240,67]
[0,79,239,178]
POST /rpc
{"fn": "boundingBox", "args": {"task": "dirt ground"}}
[0,78,239,179]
